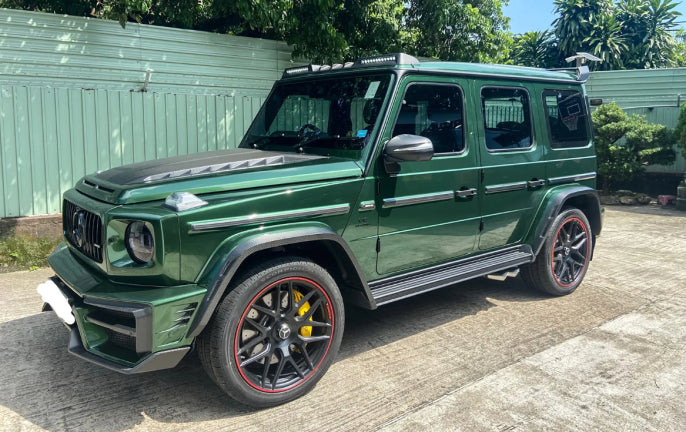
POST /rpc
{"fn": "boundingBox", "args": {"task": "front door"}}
[375,77,481,276]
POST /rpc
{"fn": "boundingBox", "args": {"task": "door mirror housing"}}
[383,134,434,174]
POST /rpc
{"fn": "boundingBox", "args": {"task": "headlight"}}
[125,221,154,264]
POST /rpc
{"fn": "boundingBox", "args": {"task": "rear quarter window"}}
[542,89,591,149]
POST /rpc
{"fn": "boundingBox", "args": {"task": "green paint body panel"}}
[45,55,601,373]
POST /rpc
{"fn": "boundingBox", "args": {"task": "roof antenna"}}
[565,52,602,67]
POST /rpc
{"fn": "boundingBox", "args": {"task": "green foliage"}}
[406,0,511,63]
[509,0,682,70]
[510,31,558,68]
[0,0,512,64]
[592,102,676,191]
[0,235,62,273]
[553,0,611,58]
[673,103,686,159]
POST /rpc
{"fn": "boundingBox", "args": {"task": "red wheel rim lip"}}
[551,216,589,288]
[233,276,335,393]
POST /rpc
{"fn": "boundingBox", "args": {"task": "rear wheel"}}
[198,257,344,407]
[522,208,592,296]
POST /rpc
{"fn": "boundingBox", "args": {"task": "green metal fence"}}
[586,69,686,175]
[0,8,299,217]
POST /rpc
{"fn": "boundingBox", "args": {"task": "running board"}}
[370,245,534,306]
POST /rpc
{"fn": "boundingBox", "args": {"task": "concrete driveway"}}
[1,206,684,432]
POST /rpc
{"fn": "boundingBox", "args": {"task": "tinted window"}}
[543,89,590,148]
[481,87,532,151]
[392,84,464,154]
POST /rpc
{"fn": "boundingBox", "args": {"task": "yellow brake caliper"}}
[292,290,313,337]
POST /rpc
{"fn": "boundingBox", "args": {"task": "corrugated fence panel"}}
[587,69,686,175]
[0,8,303,217]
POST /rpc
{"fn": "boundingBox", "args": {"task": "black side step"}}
[369,245,534,306]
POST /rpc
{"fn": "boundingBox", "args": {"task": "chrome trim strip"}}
[383,191,454,208]
[549,172,596,185]
[190,204,350,231]
[359,201,376,212]
[485,182,528,194]
[574,172,597,181]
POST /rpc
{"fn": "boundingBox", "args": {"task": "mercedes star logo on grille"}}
[72,208,86,247]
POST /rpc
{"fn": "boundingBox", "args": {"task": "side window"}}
[481,87,532,151]
[543,89,590,148]
[392,83,464,154]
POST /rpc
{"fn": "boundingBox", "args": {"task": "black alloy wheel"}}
[521,208,593,296]
[234,277,334,393]
[550,216,589,287]
[197,257,344,408]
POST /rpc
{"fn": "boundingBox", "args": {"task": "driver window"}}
[392,84,465,154]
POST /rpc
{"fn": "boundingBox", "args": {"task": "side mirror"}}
[383,134,434,174]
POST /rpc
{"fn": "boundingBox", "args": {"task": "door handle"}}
[456,188,477,197]
[527,179,546,188]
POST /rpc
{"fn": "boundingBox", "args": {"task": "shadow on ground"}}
[0,277,544,432]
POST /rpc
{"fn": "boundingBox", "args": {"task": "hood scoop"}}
[91,149,324,186]
[143,154,292,183]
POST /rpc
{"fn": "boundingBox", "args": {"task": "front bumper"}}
[46,242,206,373]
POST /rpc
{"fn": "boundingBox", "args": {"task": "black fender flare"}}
[186,225,375,338]
[529,186,603,257]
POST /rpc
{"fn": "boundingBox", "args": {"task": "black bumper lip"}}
[44,275,189,374]
[67,327,190,374]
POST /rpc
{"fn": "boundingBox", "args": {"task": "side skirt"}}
[369,245,534,306]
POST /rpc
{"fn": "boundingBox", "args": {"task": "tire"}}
[521,208,593,296]
[197,256,344,408]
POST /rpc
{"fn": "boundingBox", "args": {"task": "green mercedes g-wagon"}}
[38,53,602,407]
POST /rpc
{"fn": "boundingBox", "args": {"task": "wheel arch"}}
[186,223,375,339]
[529,186,602,257]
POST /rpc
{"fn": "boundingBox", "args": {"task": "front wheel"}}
[197,257,344,408]
[521,208,593,296]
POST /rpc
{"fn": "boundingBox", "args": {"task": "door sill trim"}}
[369,245,534,306]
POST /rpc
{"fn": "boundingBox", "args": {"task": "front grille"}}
[63,200,103,263]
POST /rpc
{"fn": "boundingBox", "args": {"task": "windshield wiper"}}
[295,135,366,151]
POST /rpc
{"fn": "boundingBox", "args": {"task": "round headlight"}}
[125,221,154,264]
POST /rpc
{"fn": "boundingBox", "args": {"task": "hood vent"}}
[143,155,291,183]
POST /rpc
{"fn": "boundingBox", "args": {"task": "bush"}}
[592,102,676,192]
[0,235,62,273]
[674,102,686,160]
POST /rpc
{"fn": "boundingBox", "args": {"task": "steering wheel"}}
[297,123,321,137]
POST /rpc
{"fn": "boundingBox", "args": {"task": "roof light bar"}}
[282,64,322,78]
[281,53,420,78]
[354,53,420,68]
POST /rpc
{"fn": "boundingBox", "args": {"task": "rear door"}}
[475,83,548,251]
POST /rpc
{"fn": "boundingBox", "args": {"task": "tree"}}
[617,0,680,68]
[583,12,627,70]
[592,102,676,192]
[393,0,512,63]
[511,30,558,68]
[552,0,611,59]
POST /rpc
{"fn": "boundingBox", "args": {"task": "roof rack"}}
[282,53,420,78]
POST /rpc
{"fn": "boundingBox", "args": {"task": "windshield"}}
[240,73,393,152]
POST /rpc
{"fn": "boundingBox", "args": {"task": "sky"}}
[503,0,686,35]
